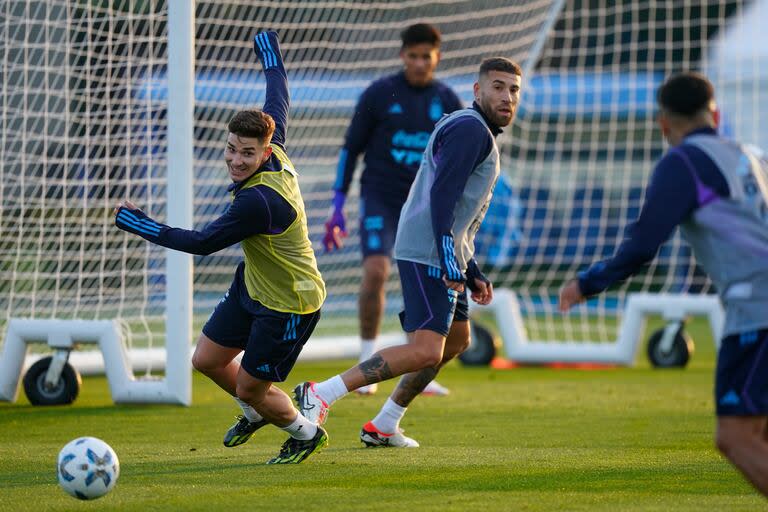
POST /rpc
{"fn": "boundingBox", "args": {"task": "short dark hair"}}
[479,57,522,78]
[401,23,441,48]
[657,72,715,117]
[227,110,275,143]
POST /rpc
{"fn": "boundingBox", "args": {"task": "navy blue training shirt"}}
[334,71,463,203]
[116,31,296,255]
[579,127,730,295]
[430,102,501,248]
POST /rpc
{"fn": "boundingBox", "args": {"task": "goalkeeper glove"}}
[323,191,348,252]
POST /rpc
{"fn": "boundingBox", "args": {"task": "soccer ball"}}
[57,437,120,500]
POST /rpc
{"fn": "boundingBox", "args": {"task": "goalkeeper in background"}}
[559,72,768,498]
[323,23,462,396]
[114,32,328,465]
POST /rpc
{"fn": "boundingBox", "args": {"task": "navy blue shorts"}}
[202,262,321,382]
[715,329,768,416]
[359,193,402,259]
[396,259,469,337]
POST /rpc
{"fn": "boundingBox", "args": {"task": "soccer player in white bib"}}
[323,23,462,396]
[115,32,328,464]
[297,58,522,447]
[560,72,768,497]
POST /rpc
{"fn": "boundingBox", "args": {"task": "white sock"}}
[359,338,377,362]
[371,398,407,434]
[234,397,264,423]
[314,375,349,405]
[280,413,317,440]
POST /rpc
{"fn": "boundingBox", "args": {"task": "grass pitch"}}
[0,319,763,511]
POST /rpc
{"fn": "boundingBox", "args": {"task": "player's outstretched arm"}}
[253,31,288,148]
[114,189,283,255]
[560,150,700,313]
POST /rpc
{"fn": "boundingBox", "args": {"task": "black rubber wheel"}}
[23,356,81,405]
[647,326,694,368]
[459,323,499,366]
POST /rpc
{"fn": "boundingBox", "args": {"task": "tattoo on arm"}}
[358,354,393,385]
[392,367,440,407]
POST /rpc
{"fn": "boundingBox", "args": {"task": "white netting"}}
[191,0,560,336]
[0,1,168,349]
[479,0,758,343]
[2,0,762,354]
[0,0,560,349]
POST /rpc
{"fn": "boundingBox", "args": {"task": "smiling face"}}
[224,133,272,183]
[474,70,522,127]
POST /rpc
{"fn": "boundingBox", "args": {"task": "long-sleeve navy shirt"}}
[334,71,463,203]
[578,127,730,295]
[430,103,502,275]
[116,31,296,255]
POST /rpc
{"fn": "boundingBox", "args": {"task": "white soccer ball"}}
[57,437,120,500]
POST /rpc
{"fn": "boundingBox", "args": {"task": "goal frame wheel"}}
[23,354,81,405]
[459,322,500,366]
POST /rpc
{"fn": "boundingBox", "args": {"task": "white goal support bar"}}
[0,1,195,406]
[0,318,190,404]
[470,289,724,365]
[0,289,724,400]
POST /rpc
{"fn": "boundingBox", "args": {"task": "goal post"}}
[2,1,763,402]
[0,0,570,402]
[0,0,194,404]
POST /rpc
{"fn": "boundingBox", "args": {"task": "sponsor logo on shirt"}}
[390,130,431,167]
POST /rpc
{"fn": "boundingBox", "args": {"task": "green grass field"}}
[0,319,764,511]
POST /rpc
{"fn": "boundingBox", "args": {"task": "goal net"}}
[482,0,762,348]
[1,0,763,388]
[0,0,561,396]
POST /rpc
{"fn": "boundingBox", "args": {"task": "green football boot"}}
[266,426,329,464]
[223,415,269,447]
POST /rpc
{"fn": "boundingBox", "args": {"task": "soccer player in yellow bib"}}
[114,32,328,465]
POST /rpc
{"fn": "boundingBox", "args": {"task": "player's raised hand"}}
[113,200,139,216]
[253,31,281,67]
[559,278,585,312]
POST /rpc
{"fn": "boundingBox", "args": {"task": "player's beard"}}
[479,96,513,127]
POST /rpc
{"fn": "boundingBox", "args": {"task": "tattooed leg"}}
[340,329,447,391]
[358,354,393,385]
[391,320,471,407]
[392,367,440,407]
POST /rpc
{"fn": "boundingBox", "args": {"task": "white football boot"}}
[360,421,419,448]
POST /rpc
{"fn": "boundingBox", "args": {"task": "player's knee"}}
[715,422,749,458]
[235,383,266,407]
[451,335,472,357]
[412,346,443,369]
[363,258,389,288]
[191,349,215,375]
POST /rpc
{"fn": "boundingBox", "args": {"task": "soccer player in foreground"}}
[299,57,522,447]
[559,72,768,498]
[114,32,328,465]
[323,23,462,396]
